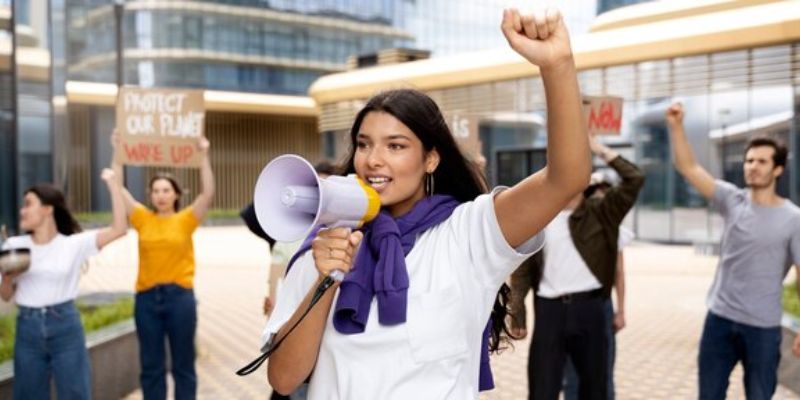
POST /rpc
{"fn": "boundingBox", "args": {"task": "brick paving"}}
[76,226,799,399]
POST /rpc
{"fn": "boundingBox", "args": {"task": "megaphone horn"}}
[254,155,380,243]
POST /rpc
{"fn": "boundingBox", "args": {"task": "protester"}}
[509,135,644,400]
[119,136,215,400]
[1,166,127,399]
[666,102,800,399]
[562,223,635,400]
[262,8,591,399]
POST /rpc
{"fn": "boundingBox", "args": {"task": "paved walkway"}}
[76,226,798,399]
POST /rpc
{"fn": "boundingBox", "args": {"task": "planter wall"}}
[0,319,139,400]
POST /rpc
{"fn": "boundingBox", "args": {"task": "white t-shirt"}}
[1,232,99,307]
[538,211,602,298]
[262,189,544,400]
[618,226,635,249]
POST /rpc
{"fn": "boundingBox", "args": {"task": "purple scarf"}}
[286,194,496,391]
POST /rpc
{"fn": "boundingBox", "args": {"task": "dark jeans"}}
[135,284,197,400]
[698,312,781,400]
[529,293,607,400]
[14,300,91,400]
[563,299,615,400]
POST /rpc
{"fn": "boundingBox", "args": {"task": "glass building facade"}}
[0,0,15,232]
[597,0,651,14]
[482,45,798,243]
[1,0,600,230]
[66,0,598,95]
[0,0,57,233]
[314,5,800,244]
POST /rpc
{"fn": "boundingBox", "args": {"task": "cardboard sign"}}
[115,87,205,167]
[583,95,623,136]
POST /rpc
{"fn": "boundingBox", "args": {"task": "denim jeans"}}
[135,284,197,400]
[562,299,615,400]
[698,312,781,400]
[14,300,91,400]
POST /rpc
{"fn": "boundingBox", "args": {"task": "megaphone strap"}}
[236,276,337,376]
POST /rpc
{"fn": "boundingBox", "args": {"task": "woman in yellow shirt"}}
[119,137,215,400]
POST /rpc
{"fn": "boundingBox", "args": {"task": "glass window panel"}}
[605,65,635,99]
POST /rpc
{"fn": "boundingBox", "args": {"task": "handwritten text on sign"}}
[583,95,623,136]
[115,88,205,167]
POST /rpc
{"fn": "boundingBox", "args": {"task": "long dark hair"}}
[340,89,487,200]
[340,89,512,352]
[148,172,183,212]
[25,184,82,235]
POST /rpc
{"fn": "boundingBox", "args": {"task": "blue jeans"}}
[135,284,197,400]
[14,300,91,400]
[563,299,615,400]
[698,312,781,400]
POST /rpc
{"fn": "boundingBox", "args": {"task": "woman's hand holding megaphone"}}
[311,227,364,281]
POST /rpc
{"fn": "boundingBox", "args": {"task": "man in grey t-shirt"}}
[667,103,800,399]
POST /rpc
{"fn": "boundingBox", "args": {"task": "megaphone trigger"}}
[329,270,345,282]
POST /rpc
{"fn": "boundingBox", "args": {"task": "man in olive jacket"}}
[509,134,644,400]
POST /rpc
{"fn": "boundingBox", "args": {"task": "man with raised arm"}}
[666,102,800,399]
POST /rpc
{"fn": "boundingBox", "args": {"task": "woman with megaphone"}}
[263,8,591,399]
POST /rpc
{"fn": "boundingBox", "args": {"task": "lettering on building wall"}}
[115,88,205,167]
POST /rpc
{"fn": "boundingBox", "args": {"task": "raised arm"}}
[592,134,645,224]
[495,8,591,248]
[111,132,143,214]
[666,103,715,200]
[95,166,128,249]
[191,137,215,221]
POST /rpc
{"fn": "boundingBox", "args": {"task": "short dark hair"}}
[745,136,787,169]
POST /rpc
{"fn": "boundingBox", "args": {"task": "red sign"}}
[583,96,623,136]
[115,87,205,167]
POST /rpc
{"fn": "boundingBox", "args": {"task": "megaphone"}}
[253,155,381,243]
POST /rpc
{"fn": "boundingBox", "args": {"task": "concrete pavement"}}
[76,226,799,399]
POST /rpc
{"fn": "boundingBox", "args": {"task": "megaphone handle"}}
[329,270,345,282]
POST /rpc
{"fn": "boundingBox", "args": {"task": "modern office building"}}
[308,0,800,243]
[597,0,650,14]
[0,0,598,232]
[66,0,599,95]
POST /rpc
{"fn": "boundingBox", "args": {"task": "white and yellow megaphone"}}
[253,155,381,243]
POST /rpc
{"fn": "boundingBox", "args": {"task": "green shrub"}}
[76,208,241,225]
[0,296,134,364]
[785,282,800,318]
[78,297,134,333]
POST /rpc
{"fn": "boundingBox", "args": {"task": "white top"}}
[1,232,98,307]
[619,226,635,249]
[538,211,603,298]
[262,189,544,400]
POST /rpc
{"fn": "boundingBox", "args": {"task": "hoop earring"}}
[425,173,435,196]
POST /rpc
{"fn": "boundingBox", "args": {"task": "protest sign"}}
[115,87,205,167]
[583,95,623,136]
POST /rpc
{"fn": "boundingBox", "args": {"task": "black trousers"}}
[528,293,608,400]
